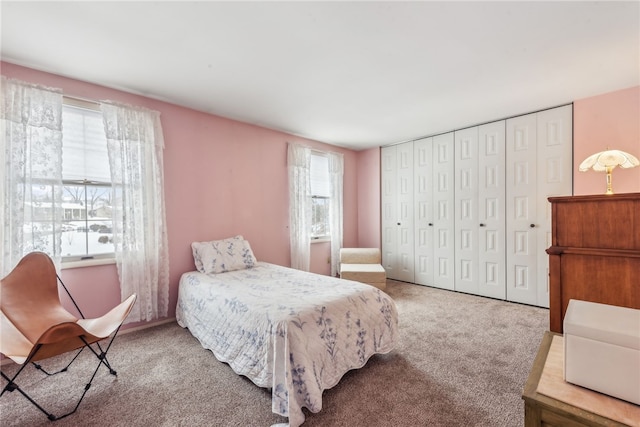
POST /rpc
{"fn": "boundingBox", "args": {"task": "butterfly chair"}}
[0,252,136,421]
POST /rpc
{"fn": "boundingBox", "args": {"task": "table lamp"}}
[578,149,639,195]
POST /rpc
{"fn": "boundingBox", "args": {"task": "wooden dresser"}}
[546,192,640,333]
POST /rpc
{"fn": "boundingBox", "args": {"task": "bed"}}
[176,236,399,427]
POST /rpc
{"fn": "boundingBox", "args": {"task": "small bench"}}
[339,248,386,291]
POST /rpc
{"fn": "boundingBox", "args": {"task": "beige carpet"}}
[0,280,548,426]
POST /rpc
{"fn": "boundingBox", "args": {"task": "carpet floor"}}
[0,279,548,426]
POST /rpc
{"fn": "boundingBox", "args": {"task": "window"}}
[310,152,330,240]
[3,77,169,320]
[60,99,113,261]
[22,99,113,262]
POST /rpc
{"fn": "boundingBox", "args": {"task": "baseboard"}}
[119,317,177,335]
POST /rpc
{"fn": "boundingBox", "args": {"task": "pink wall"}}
[573,86,640,195]
[1,62,361,325]
[356,147,381,248]
[310,242,331,276]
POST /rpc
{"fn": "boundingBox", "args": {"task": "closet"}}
[381,105,573,307]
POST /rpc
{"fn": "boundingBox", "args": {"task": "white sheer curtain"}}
[0,77,64,276]
[328,151,344,277]
[287,143,311,271]
[101,101,169,322]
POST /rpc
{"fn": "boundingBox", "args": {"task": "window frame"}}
[59,97,115,265]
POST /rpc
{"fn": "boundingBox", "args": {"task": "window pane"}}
[62,104,111,182]
[310,152,331,239]
[311,197,330,238]
[310,153,330,197]
[61,183,113,258]
[25,183,57,255]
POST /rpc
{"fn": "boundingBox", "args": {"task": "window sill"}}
[311,238,331,244]
[62,257,116,269]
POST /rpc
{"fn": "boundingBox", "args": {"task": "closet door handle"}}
[530,223,536,228]
[428,223,433,226]
[479,223,486,227]
[397,222,401,226]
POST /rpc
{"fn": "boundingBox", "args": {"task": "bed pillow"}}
[192,235,257,274]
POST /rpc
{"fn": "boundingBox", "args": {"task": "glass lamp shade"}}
[579,149,639,195]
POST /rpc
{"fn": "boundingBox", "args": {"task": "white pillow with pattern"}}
[191,235,257,274]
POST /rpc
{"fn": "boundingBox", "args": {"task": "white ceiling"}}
[1,1,639,151]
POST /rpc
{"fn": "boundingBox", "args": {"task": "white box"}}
[564,299,640,405]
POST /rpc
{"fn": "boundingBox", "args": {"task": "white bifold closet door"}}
[478,122,507,299]
[506,105,573,307]
[381,142,414,282]
[381,146,398,279]
[414,137,434,286]
[432,133,455,290]
[454,127,479,294]
[413,133,455,290]
[454,121,506,299]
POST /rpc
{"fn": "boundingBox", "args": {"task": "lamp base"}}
[605,167,614,195]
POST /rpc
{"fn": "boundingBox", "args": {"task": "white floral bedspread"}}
[176,262,398,427]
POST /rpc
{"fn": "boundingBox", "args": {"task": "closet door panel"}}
[432,132,455,290]
[506,105,573,307]
[535,105,573,307]
[381,146,399,278]
[454,127,479,294]
[396,142,415,282]
[506,113,539,305]
[414,137,434,286]
[478,121,506,299]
